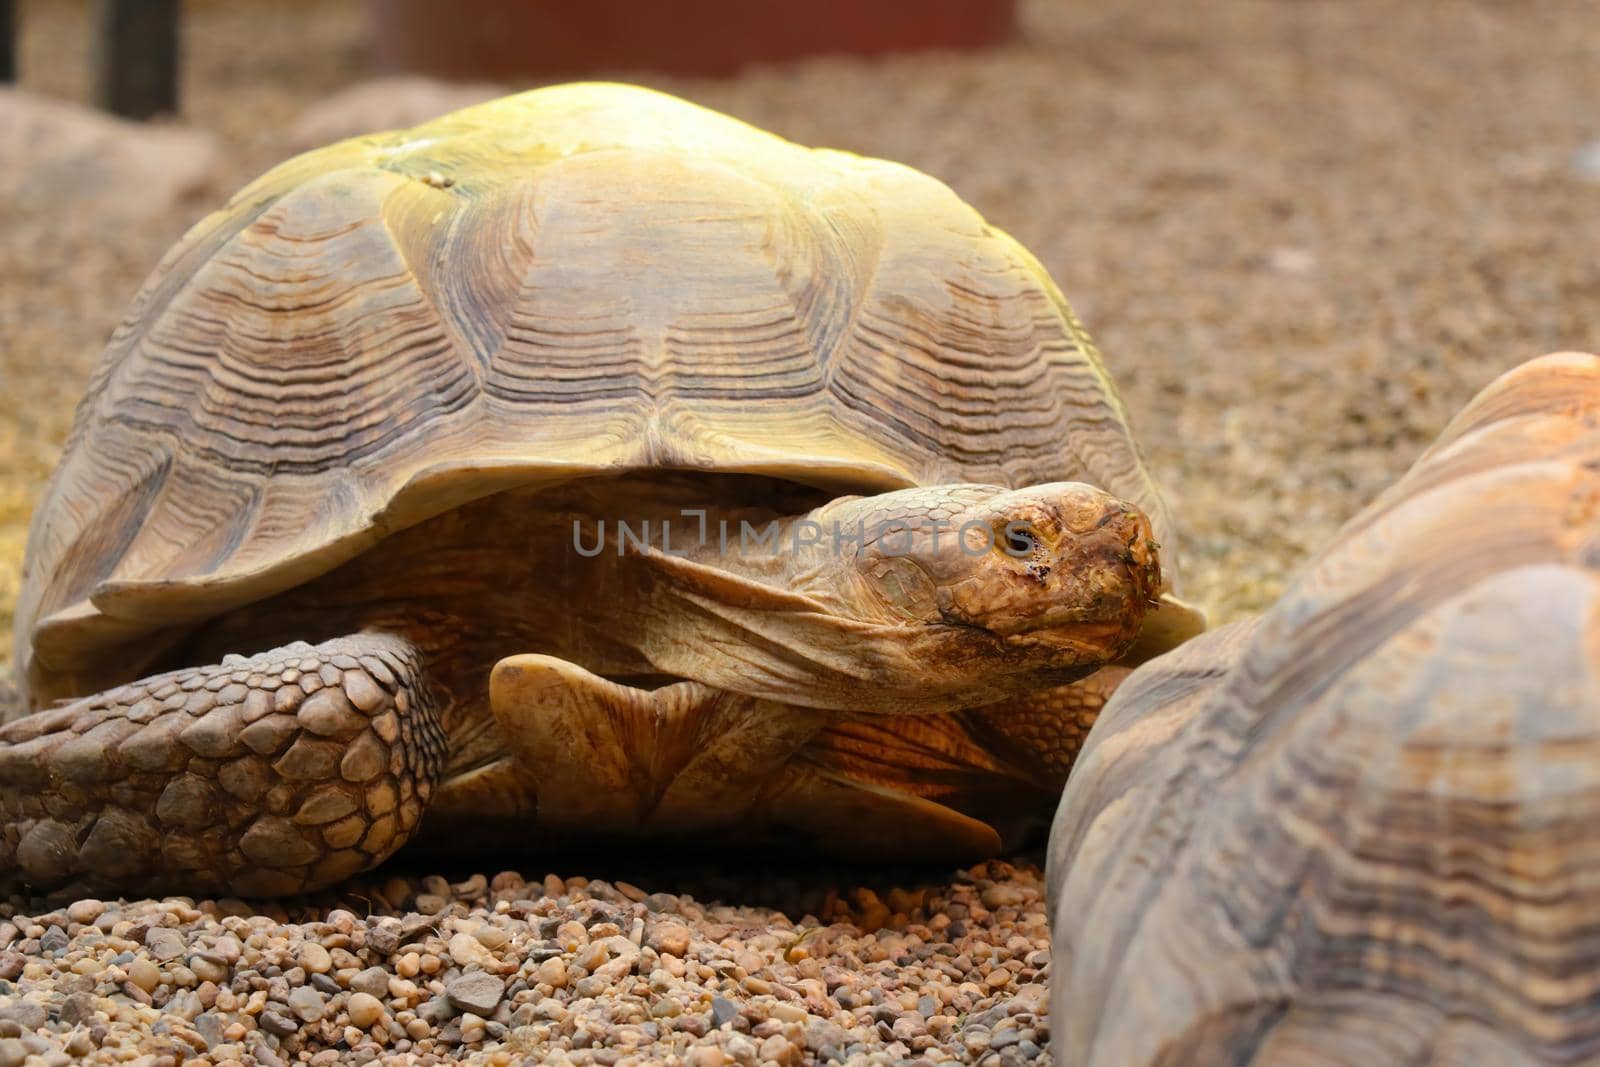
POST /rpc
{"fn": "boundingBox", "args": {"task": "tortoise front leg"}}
[484,655,832,833]
[483,657,1004,858]
[0,633,446,899]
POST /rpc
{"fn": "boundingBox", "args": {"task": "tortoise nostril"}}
[1005,526,1041,555]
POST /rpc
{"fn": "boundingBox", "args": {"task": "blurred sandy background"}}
[3,0,1598,665]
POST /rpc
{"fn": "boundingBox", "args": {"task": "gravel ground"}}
[0,861,1047,1066]
[2,0,1599,1064]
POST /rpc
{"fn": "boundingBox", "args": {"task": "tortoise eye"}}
[1003,523,1040,557]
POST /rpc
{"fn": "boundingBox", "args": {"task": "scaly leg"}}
[801,667,1135,852]
[962,665,1133,782]
[0,633,445,899]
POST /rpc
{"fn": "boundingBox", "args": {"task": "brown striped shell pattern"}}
[1047,351,1600,1066]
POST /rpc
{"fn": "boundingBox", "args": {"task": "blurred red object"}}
[370,0,1018,80]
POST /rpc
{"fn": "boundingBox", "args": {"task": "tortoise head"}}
[828,483,1161,669]
[846,483,1161,650]
[634,481,1166,713]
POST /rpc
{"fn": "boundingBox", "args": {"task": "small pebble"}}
[447,931,494,969]
[145,927,185,962]
[299,942,333,974]
[347,992,384,1029]
[189,953,229,983]
[66,900,106,925]
[710,996,740,1029]
[349,967,390,998]
[648,921,692,957]
[536,957,568,989]
[446,971,505,1015]
[127,958,161,993]
[288,986,326,1022]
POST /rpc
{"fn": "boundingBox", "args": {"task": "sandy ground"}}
[1,0,1598,1062]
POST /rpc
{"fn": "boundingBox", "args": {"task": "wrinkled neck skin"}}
[611,485,1150,713]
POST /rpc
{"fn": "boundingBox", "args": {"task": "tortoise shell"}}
[1046,351,1600,1065]
[17,82,1176,705]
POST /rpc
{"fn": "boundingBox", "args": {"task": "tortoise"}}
[3,83,1203,900]
[1046,350,1600,1066]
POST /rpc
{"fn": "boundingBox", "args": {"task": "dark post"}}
[93,0,179,119]
[1,0,15,83]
